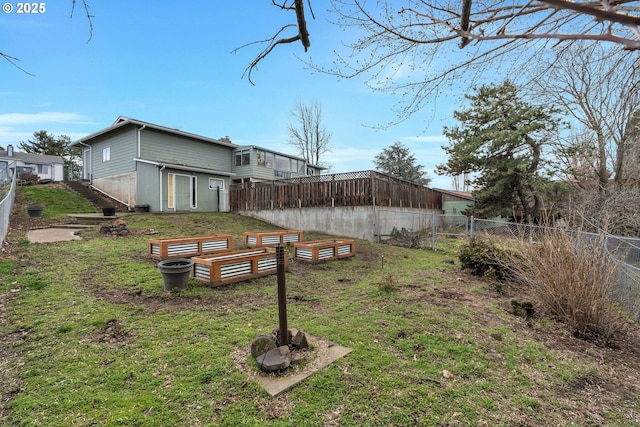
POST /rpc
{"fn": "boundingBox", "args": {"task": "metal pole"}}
[470,216,475,238]
[276,245,288,346]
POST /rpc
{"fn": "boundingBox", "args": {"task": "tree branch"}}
[0,52,35,76]
[539,0,640,26]
[70,0,94,43]
[239,0,313,84]
[459,0,473,48]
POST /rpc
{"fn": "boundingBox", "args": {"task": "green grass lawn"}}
[1,186,639,426]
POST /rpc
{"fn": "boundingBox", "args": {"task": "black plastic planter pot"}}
[157,258,194,291]
[26,205,44,218]
[102,206,116,216]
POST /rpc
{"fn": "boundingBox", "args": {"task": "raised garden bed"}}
[244,230,302,247]
[148,234,233,260]
[192,247,287,286]
[293,239,356,263]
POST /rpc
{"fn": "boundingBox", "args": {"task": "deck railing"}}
[229,170,441,211]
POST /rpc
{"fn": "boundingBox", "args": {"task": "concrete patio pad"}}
[27,225,95,243]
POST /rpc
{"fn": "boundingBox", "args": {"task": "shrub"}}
[458,238,516,282]
[377,274,398,293]
[510,230,625,347]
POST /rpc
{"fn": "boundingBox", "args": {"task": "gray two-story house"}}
[72,117,324,212]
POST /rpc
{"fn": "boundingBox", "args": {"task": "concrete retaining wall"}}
[238,206,439,242]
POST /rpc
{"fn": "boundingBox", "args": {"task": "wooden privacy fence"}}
[229,170,442,211]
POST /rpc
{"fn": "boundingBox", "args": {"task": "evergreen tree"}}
[437,81,562,222]
[374,141,431,186]
[19,130,79,179]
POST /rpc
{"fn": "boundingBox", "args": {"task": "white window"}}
[37,165,49,174]
[102,147,111,162]
[234,150,250,166]
[264,152,274,168]
[275,154,289,171]
[209,178,225,190]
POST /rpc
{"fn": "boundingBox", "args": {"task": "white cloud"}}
[0,112,95,146]
[399,135,448,144]
[0,112,88,125]
[325,147,377,173]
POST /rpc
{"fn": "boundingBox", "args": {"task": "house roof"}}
[434,188,475,201]
[134,158,235,177]
[0,150,64,164]
[71,116,237,148]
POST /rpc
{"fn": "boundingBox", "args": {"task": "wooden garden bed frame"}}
[192,247,288,286]
[148,234,233,260]
[293,239,356,263]
[244,230,302,247]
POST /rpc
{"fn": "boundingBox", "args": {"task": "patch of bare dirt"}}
[397,270,640,424]
[80,318,135,348]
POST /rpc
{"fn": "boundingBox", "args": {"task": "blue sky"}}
[0,1,464,189]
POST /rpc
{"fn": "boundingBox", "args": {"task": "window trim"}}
[234,149,251,166]
[209,178,225,190]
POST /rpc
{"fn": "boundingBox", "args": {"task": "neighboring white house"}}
[0,144,65,183]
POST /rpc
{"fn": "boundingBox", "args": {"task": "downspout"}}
[137,124,148,209]
[75,141,91,182]
[159,164,165,212]
[137,124,146,158]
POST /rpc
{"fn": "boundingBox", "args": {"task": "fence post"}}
[432,211,436,251]
[465,215,469,238]
[470,216,475,238]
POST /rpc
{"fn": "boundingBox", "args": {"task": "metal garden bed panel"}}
[148,234,233,260]
[243,230,303,247]
[191,247,287,286]
[293,239,356,263]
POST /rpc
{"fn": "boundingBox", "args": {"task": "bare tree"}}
[596,113,640,236]
[311,1,640,120]
[288,98,332,167]
[2,0,93,75]
[537,46,640,236]
[534,43,640,193]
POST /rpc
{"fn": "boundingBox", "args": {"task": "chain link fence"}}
[0,163,17,247]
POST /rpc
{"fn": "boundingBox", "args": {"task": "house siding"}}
[233,164,274,181]
[136,161,160,210]
[140,129,232,173]
[90,126,137,180]
[443,200,474,216]
[160,167,228,213]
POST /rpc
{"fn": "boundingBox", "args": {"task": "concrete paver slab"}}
[232,334,353,397]
[28,228,84,243]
